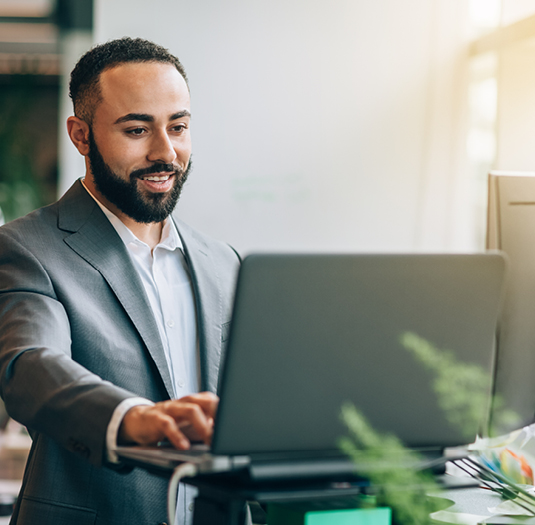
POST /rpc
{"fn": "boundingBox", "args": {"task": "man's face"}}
[86,62,192,223]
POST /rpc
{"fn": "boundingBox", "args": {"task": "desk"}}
[431,487,535,524]
[119,449,534,525]
[185,477,535,525]
[182,474,482,525]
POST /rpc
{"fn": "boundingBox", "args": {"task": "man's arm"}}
[0,231,217,466]
[0,232,138,465]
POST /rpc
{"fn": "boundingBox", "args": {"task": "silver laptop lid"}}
[212,253,506,457]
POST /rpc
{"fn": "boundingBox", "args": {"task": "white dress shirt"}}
[82,182,199,524]
[103,209,200,399]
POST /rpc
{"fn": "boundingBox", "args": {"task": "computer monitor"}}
[487,171,535,434]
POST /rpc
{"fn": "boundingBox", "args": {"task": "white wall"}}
[495,38,535,171]
[502,0,535,25]
[86,0,469,254]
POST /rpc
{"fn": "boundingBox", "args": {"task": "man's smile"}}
[138,173,176,192]
[140,174,172,181]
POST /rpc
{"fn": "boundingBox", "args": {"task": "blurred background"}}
[0,0,534,253]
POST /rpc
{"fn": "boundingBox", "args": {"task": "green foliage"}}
[339,332,522,524]
[0,76,45,222]
[400,332,521,438]
[339,403,442,524]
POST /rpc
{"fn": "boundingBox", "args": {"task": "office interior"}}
[2,0,535,522]
[1,0,534,253]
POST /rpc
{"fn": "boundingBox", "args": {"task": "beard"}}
[87,129,191,224]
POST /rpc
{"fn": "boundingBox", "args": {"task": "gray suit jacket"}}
[0,180,240,525]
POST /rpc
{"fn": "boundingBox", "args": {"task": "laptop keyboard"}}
[153,443,210,457]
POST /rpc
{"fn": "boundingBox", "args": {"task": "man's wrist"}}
[106,397,154,464]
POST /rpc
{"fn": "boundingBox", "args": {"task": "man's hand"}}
[119,392,219,450]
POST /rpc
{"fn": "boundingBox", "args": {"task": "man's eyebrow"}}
[113,110,191,125]
[170,110,191,120]
[114,113,154,124]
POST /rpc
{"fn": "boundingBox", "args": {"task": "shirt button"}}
[188,502,194,512]
[178,380,185,388]
[166,319,175,328]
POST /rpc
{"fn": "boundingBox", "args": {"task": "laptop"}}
[117,253,506,481]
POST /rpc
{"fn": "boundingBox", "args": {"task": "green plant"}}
[0,76,46,222]
[339,332,520,524]
[339,403,442,524]
[401,332,521,437]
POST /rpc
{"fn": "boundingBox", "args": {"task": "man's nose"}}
[147,130,177,165]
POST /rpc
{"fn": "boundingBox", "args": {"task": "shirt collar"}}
[81,179,183,252]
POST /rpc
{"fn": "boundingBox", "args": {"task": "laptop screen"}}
[212,253,506,457]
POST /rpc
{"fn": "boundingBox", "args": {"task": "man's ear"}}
[67,116,90,156]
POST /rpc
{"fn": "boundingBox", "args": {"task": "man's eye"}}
[172,125,187,133]
[127,128,145,135]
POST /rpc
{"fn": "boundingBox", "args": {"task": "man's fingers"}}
[155,413,190,450]
[176,392,219,419]
[120,407,189,448]
[119,393,219,447]
[162,401,213,442]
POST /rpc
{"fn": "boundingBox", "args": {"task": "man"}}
[0,38,240,525]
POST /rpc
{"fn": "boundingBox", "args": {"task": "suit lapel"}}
[174,219,223,393]
[58,181,175,398]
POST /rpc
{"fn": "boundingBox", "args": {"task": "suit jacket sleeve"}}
[0,231,137,466]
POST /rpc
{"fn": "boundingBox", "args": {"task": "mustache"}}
[130,163,181,180]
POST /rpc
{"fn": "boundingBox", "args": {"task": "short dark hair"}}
[69,37,188,124]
